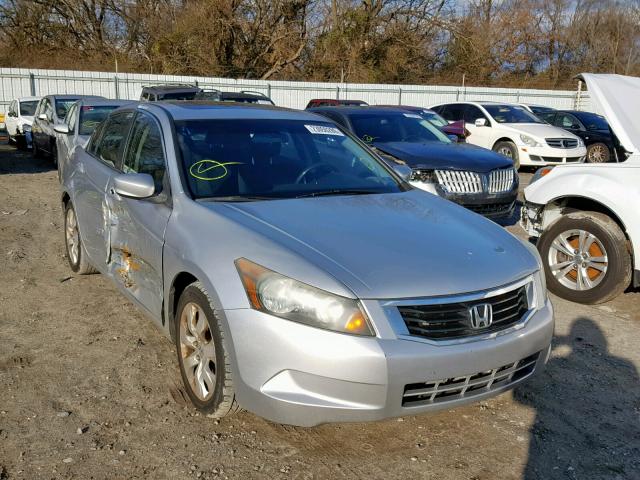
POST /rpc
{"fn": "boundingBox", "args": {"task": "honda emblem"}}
[469,304,493,329]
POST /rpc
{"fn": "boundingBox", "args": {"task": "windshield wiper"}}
[198,195,277,202]
[295,189,379,198]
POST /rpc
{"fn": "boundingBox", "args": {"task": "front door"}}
[106,112,171,320]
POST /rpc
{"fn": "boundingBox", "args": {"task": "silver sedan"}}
[60,102,554,426]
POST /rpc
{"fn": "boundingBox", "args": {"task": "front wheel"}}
[64,202,97,274]
[175,282,240,418]
[586,143,610,163]
[493,141,520,169]
[537,211,631,304]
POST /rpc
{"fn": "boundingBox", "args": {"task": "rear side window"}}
[122,114,166,190]
[94,112,134,168]
[439,104,466,122]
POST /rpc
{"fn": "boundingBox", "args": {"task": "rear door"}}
[105,111,171,319]
[73,111,135,266]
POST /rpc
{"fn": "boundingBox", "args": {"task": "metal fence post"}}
[336,86,340,100]
[267,83,271,99]
[398,87,402,105]
[29,73,36,96]
[114,76,120,99]
[574,80,583,110]
[456,88,460,101]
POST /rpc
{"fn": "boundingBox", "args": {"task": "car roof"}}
[75,99,137,108]
[376,105,436,113]
[554,109,603,117]
[309,106,419,116]
[147,102,326,121]
[16,96,41,102]
[142,85,200,94]
[47,94,105,101]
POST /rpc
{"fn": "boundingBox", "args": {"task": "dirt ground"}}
[1,143,639,480]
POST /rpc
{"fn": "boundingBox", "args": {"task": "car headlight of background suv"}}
[520,134,542,147]
[577,137,585,147]
[235,258,374,336]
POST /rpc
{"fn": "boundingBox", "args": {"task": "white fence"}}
[0,67,591,113]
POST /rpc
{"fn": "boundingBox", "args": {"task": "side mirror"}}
[112,173,156,199]
[391,164,412,181]
[474,118,487,127]
[7,111,16,118]
[54,124,70,134]
[447,134,459,143]
[39,113,49,121]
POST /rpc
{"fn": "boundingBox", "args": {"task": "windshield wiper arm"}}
[198,195,276,202]
[295,189,378,198]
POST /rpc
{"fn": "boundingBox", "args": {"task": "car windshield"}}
[79,105,120,135]
[579,113,609,131]
[175,119,403,200]
[19,101,38,116]
[350,112,452,144]
[55,99,79,119]
[483,104,543,124]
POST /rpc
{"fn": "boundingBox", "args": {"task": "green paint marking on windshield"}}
[189,159,244,181]
[362,134,377,143]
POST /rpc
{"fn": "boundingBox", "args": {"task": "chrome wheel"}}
[65,207,79,265]
[179,302,216,401]
[498,147,513,158]
[587,144,608,163]
[548,229,608,291]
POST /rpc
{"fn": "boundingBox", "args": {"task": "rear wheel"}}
[32,141,43,158]
[537,211,631,304]
[493,141,520,169]
[175,282,240,418]
[586,143,610,163]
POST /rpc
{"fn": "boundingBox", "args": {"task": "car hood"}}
[372,141,512,172]
[578,73,639,154]
[501,123,579,140]
[214,190,538,299]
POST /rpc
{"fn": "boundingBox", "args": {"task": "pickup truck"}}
[521,73,639,304]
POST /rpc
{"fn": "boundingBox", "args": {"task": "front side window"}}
[483,104,543,124]
[19,101,38,116]
[122,114,166,190]
[79,105,120,136]
[43,99,54,120]
[66,104,78,131]
[350,113,451,144]
[577,113,609,131]
[556,113,582,130]
[464,105,488,124]
[174,119,403,200]
[94,112,134,168]
[55,99,79,120]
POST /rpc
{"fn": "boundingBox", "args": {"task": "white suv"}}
[5,96,40,149]
[521,73,638,304]
[431,101,586,168]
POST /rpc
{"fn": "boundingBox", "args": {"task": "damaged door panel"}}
[106,112,171,320]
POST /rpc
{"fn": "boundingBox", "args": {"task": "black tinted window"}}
[440,104,466,121]
[464,105,487,123]
[94,112,134,168]
[79,106,120,136]
[123,114,166,190]
[55,99,79,119]
[19,101,38,116]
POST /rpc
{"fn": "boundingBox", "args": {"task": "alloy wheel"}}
[588,144,607,163]
[65,207,80,266]
[179,302,216,401]
[498,147,513,158]
[548,229,608,291]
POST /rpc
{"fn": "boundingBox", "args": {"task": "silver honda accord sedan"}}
[60,102,554,426]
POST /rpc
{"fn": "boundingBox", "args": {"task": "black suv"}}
[140,85,275,105]
[539,110,622,163]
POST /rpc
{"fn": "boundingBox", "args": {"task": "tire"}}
[175,282,240,418]
[32,140,43,158]
[493,141,520,169]
[586,142,610,163]
[8,136,15,146]
[537,211,631,304]
[64,202,97,275]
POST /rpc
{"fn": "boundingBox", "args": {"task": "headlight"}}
[519,240,547,309]
[577,137,584,147]
[529,166,554,184]
[520,134,541,147]
[235,258,374,336]
[410,169,435,183]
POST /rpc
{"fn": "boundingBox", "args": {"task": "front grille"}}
[398,285,529,340]
[435,170,482,194]
[546,138,578,148]
[488,168,515,193]
[539,156,582,163]
[402,352,540,407]
[462,201,514,217]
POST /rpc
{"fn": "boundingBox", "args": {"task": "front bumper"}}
[520,201,545,237]
[518,145,586,166]
[223,297,554,426]
[410,181,518,219]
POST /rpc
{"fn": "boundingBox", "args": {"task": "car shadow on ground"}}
[514,317,640,479]
[0,144,55,175]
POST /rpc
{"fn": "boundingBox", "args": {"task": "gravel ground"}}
[1,144,639,480]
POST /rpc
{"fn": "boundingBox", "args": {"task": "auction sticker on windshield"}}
[305,125,344,136]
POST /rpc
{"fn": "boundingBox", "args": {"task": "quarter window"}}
[122,114,166,190]
[94,112,134,168]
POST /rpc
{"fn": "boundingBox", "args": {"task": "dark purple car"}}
[377,105,468,141]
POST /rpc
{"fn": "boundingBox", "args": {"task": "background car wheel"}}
[175,282,240,418]
[537,211,631,304]
[32,141,43,158]
[64,202,97,274]
[586,143,610,163]
[493,141,520,169]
